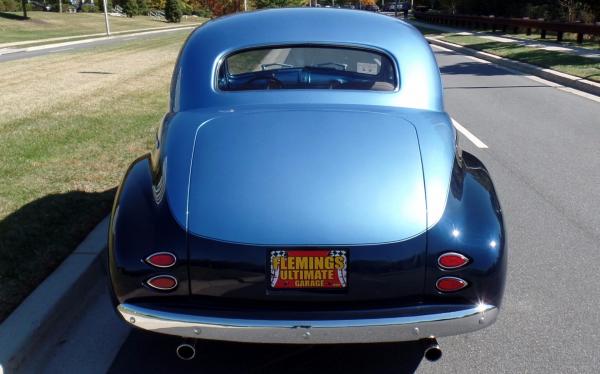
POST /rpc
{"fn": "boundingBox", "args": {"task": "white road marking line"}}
[49,48,74,53]
[451,118,489,149]
[524,74,600,103]
[431,44,452,52]
[465,55,491,64]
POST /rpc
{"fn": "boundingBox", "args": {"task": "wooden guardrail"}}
[414,12,600,44]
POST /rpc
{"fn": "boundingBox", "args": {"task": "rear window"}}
[218,46,397,91]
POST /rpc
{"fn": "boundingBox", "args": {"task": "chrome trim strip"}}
[117,303,498,344]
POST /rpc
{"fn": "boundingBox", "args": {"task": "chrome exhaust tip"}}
[422,338,442,362]
[176,342,196,360]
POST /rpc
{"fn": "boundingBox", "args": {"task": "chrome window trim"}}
[214,42,401,94]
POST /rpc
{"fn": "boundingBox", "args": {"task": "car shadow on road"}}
[109,329,425,374]
[438,61,515,76]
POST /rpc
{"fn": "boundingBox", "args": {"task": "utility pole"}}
[102,0,111,36]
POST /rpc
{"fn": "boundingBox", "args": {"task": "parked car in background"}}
[109,8,507,363]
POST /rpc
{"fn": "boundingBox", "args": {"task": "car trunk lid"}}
[186,109,426,245]
[186,108,428,303]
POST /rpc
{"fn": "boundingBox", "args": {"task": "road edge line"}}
[426,36,600,97]
[0,216,109,374]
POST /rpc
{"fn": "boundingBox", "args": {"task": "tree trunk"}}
[21,0,28,18]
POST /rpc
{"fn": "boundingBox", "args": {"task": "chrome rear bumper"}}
[117,303,498,344]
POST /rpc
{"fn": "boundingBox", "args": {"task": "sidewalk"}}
[408,19,600,59]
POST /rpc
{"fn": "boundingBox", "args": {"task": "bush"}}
[52,1,70,12]
[97,0,113,12]
[137,0,148,14]
[254,0,305,9]
[193,6,211,18]
[122,0,138,16]
[180,0,192,15]
[1,0,19,11]
[81,4,97,12]
[164,0,181,22]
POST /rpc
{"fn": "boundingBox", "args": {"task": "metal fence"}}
[414,12,600,44]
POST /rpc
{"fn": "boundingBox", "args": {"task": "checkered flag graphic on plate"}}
[270,250,287,287]
[329,250,347,287]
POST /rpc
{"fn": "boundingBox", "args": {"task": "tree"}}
[440,0,460,14]
[203,0,241,16]
[137,0,148,14]
[98,0,113,11]
[20,0,27,18]
[123,0,139,16]
[165,0,182,22]
[254,0,305,8]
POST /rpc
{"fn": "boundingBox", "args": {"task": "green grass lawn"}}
[442,34,600,83]
[412,24,600,83]
[0,30,190,322]
[0,11,203,44]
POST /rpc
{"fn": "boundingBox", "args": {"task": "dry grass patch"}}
[0,30,189,321]
[0,11,203,44]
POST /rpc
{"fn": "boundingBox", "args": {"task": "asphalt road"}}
[22,44,600,373]
[0,27,195,63]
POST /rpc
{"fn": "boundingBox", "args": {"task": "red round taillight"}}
[437,252,469,270]
[436,276,468,292]
[145,252,176,268]
[146,275,178,290]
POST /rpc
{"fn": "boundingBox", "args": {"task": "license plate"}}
[269,250,347,289]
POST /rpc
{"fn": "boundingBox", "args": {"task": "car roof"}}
[172,8,443,112]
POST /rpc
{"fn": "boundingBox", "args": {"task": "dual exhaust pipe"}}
[175,338,442,362]
[422,338,443,362]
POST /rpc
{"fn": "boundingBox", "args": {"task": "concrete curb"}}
[0,216,109,374]
[426,37,600,97]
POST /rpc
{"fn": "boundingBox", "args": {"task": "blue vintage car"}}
[109,8,506,362]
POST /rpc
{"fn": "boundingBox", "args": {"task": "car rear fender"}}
[108,155,189,305]
[424,152,507,307]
